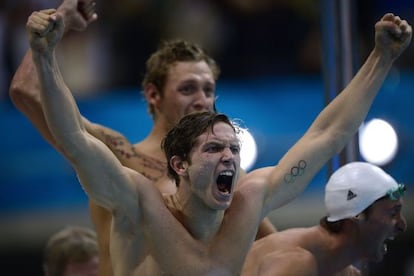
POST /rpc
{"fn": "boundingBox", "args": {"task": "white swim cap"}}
[325,162,400,222]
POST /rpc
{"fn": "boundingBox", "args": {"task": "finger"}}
[381,13,395,22]
[39,13,59,37]
[81,1,98,22]
[52,12,65,30]
[399,19,410,32]
[31,11,53,26]
[393,16,402,25]
[30,17,48,30]
[385,22,403,39]
[41,8,57,15]
[27,14,52,36]
[399,21,413,42]
[39,22,56,37]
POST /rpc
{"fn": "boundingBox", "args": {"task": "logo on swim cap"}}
[347,190,357,201]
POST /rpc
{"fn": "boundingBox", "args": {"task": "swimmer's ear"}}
[170,156,188,176]
[144,83,162,108]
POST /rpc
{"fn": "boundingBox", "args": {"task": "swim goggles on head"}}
[387,184,406,201]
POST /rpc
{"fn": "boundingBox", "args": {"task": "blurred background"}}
[1,0,414,275]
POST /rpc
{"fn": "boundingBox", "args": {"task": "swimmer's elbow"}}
[9,81,42,115]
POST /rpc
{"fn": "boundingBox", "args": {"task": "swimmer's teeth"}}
[219,171,233,176]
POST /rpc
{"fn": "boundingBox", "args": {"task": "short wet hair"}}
[161,112,235,186]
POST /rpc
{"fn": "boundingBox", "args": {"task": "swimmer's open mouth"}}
[383,236,396,254]
[217,171,234,194]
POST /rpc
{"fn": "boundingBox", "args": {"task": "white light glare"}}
[359,118,398,166]
[238,128,258,171]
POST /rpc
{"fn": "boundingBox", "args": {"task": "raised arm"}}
[250,13,412,215]
[26,9,140,214]
[9,0,97,151]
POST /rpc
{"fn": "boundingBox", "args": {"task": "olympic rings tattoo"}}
[284,160,307,184]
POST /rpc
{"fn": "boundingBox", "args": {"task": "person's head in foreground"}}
[162,111,240,196]
[322,162,407,262]
[43,226,99,276]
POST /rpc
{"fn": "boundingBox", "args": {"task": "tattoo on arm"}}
[101,131,167,181]
[102,132,132,155]
[284,160,307,184]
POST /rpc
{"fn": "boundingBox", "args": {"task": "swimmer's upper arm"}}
[72,132,141,214]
